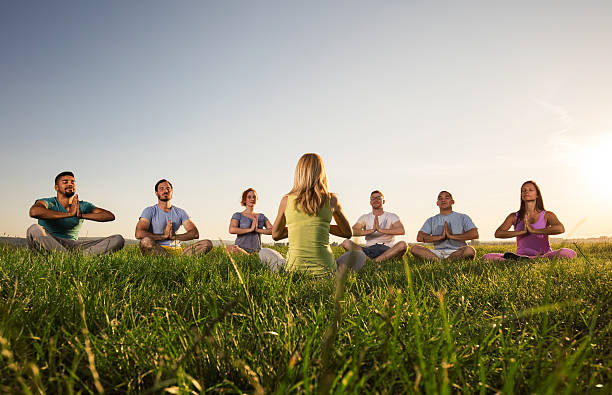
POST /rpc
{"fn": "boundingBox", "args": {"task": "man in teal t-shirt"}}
[27,171,124,255]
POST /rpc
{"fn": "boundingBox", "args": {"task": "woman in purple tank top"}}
[483,181,577,261]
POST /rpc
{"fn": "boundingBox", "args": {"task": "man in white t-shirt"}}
[341,190,407,263]
[410,191,478,261]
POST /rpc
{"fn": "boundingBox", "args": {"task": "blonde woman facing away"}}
[483,180,577,261]
[271,153,356,276]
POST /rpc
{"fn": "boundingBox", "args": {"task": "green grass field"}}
[0,243,610,394]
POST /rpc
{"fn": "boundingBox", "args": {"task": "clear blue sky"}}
[2,1,611,242]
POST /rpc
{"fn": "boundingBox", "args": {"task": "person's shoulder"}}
[79,200,96,212]
[425,213,440,222]
[140,204,158,216]
[452,211,471,219]
[172,206,189,214]
[36,197,58,209]
[231,212,242,219]
[384,211,400,219]
[357,212,371,221]
[37,197,55,205]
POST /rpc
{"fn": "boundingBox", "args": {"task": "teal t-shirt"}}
[37,197,96,240]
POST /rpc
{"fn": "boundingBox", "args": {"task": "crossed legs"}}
[139,237,212,256]
[341,239,407,263]
[27,224,124,255]
[410,244,475,261]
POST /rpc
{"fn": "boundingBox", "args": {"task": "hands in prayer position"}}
[164,219,173,240]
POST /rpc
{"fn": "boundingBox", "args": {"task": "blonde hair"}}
[289,153,330,215]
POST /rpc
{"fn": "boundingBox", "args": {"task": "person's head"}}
[155,179,173,202]
[54,171,76,197]
[436,190,454,211]
[370,190,385,210]
[241,188,257,207]
[517,181,545,220]
[289,153,330,215]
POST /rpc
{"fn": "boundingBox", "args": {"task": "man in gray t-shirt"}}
[410,191,479,261]
[135,179,212,256]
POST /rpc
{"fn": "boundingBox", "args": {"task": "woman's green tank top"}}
[285,194,335,276]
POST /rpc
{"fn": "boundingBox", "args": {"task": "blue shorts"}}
[362,243,390,259]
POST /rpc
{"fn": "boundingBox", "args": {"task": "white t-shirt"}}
[355,212,402,247]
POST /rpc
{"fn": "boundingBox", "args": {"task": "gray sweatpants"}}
[27,224,125,256]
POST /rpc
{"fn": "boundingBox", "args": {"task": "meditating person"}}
[340,190,407,263]
[27,171,124,255]
[271,153,359,276]
[227,188,286,271]
[410,191,479,261]
[227,188,273,254]
[135,179,213,256]
[482,181,577,261]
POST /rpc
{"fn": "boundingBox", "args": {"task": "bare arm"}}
[229,218,256,235]
[81,207,115,222]
[329,194,352,238]
[135,218,169,241]
[352,220,375,236]
[271,196,288,240]
[526,211,564,235]
[494,213,527,239]
[29,200,73,220]
[256,219,273,235]
[174,219,199,241]
[376,220,405,236]
[447,227,479,241]
[416,231,446,243]
[29,199,114,222]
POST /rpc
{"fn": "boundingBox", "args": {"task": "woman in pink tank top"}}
[483,181,576,261]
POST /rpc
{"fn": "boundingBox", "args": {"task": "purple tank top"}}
[514,211,552,256]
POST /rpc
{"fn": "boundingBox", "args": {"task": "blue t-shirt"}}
[37,197,96,240]
[139,205,190,246]
[419,211,477,250]
[231,212,269,252]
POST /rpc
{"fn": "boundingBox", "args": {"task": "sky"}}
[1,1,611,244]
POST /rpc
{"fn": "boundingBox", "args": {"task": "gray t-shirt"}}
[231,212,269,252]
[419,211,477,250]
[140,205,190,246]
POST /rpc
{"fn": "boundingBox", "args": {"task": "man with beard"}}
[410,191,478,261]
[135,179,212,256]
[27,171,125,255]
[340,190,407,263]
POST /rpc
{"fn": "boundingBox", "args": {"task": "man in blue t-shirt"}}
[410,191,479,261]
[27,171,124,255]
[135,179,212,256]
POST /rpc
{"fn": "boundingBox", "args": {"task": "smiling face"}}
[520,182,538,202]
[155,181,173,202]
[55,175,76,198]
[436,191,454,210]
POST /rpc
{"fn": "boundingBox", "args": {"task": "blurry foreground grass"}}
[0,243,610,393]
